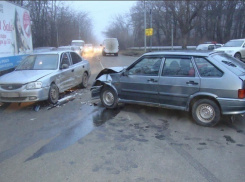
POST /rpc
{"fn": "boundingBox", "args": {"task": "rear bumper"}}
[217,98,245,115]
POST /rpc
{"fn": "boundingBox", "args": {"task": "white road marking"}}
[127,114,131,120]
[97,56,104,69]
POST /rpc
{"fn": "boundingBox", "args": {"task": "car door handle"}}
[147,78,158,82]
[71,69,74,72]
[186,81,198,85]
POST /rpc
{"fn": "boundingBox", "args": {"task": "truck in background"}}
[71,40,85,55]
[102,38,119,56]
[0,1,33,76]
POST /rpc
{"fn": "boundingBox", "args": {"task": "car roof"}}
[229,38,245,41]
[143,50,220,57]
[197,44,214,46]
[30,50,78,55]
[72,40,84,42]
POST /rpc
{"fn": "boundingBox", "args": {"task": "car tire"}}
[192,99,220,127]
[100,86,118,109]
[79,72,88,88]
[234,52,241,60]
[48,83,59,104]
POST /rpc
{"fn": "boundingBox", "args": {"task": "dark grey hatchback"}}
[91,51,245,127]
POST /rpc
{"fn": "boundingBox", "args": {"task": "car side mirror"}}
[122,70,129,76]
[61,64,69,69]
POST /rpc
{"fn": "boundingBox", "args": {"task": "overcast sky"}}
[65,1,137,44]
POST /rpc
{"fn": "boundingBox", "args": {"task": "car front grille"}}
[0,84,23,90]
[0,97,27,101]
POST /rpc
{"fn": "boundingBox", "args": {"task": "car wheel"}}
[48,83,59,104]
[115,53,118,56]
[234,53,241,60]
[192,99,220,127]
[79,72,88,88]
[100,86,118,109]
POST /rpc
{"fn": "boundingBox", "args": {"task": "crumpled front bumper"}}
[90,85,103,99]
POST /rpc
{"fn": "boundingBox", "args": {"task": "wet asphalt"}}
[0,53,245,182]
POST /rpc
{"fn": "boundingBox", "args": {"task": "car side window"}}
[128,57,162,76]
[70,52,82,64]
[208,45,214,50]
[162,58,194,77]
[61,53,71,66]
[193,57,223,77]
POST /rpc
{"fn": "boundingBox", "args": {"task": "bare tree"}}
[165,0,206,49]
[102,13,133,50]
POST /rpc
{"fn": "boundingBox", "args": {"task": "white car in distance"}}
[214,38,245,61]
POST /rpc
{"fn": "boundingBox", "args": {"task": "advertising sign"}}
[0,1,33,71]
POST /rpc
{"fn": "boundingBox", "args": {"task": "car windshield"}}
[71,42,84,46]
[211,54,245,75]
[16,54,59,70]
[85,44,92,47]
[223,40,244,47]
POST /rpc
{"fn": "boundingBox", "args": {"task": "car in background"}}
[91,50,245,127]
[84,44,94,53]
[33,47,57,53]
[57,46,81,55]
[102,38,119,56]
[0,50,91,104]
[93,46,103,53]
[196,43,222,51]
[214,38,245,61]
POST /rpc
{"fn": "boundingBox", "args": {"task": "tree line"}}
[8,0,95,48]
[103,0,245,50]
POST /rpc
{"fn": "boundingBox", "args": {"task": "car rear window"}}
[211,54,245,75]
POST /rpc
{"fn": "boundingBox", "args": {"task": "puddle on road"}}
[25,106,121,162]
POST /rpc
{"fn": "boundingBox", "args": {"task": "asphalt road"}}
[0,52,245,182]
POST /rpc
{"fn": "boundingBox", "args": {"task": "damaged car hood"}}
[0,70,54,84]
[95,67,126,79]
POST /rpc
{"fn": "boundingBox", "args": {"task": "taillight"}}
[238,89,245,99]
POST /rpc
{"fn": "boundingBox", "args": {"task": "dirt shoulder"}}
[120,49,146,57]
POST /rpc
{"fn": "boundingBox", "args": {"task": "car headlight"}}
[26,82,42,89]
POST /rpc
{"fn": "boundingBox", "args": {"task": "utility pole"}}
[144,0,146,52]
[78,15,81,39]
[56,24,59,47]
[171,15,173,50]
[150,4,152,52]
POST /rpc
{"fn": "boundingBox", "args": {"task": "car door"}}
[58,52,75,92]
[158,56,200,109]
[69,51,84,86]
[241,41,245,58]
[119,56,163,104]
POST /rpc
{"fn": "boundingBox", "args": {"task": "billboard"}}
[0,1,33,71]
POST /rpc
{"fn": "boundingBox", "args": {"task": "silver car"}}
[91,50,245,127]
[0,50,90,104]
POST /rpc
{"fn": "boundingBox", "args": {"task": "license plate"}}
[0,92,20,97]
